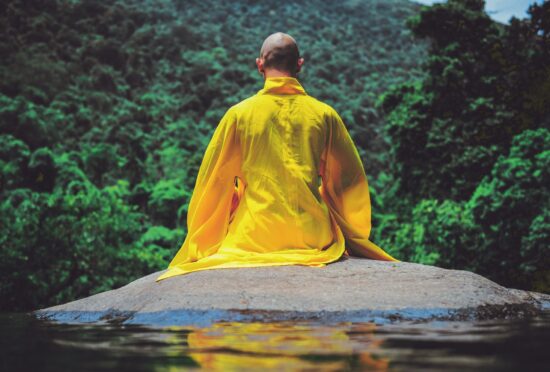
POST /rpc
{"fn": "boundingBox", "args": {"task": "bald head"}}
[259,32,301,75]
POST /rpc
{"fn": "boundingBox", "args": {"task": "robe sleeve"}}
[166,106,244,268]
[319,108,400,261]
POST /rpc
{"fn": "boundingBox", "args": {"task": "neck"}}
[263,69,297,79]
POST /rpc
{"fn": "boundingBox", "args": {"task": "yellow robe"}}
[156,76,399,281]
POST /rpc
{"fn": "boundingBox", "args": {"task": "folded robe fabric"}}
[156,76,399,281]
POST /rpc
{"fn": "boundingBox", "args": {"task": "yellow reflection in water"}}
[162,321,390,371]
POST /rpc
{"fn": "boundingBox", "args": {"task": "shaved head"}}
[259,32,300,74]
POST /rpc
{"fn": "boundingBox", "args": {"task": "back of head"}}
[260,32,300,74]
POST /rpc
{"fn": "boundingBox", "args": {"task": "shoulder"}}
[228,95,260,115]
[218,98,253,124]
[292,93,338,117]
[303,96,342,124]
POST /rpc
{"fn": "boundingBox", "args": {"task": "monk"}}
[156,32,399,281]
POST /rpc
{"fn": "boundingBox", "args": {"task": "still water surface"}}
[2,311,549,371]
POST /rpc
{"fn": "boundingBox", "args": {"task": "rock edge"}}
[32,257,550,327]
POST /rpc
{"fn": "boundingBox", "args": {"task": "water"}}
[2,311,549,371]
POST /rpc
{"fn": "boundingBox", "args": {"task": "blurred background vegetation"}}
[1,0,548,311]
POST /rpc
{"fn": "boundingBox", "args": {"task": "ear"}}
[256,57,264,74]
[296,57,305,73]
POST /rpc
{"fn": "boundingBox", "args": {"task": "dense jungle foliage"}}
[0,0,548,311]
[377,0,550,294]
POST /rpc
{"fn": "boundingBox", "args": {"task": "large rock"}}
[33,257,550,326]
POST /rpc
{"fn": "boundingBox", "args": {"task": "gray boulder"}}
[33,257,550,326]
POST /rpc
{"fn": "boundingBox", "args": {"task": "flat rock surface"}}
[33,257,550,326]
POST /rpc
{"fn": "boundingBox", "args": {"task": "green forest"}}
[1,0,548,311]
